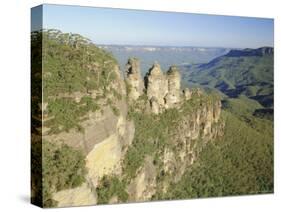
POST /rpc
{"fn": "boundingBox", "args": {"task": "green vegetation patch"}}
[181,51,273,108]
[165,110,273,199]
[42,29,118,99]
[42,141,87,207]
[222,95,262,118]
[30,29,124,133]
[45,96,99,133]
[96,175,128,204]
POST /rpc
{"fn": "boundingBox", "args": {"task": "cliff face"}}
[162,99,223,179]
[126,93,224,201]
[127,156,157,202]
[43,64,135,207]
[43,62,138,207]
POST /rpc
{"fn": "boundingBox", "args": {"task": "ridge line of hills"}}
[180,46,274,119]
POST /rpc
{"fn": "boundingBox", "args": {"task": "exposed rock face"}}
[127,96,224,198]
[127,156,157,202]
[83,113,134,186]
[150,96,160,114]
[125,58,144,100]
[52,182,97,207]
[86,134,122,186]
[144,63,182,114]
[183,88,191,100]
[165,66,181,107]
[145,62,168,110]
[164,100,223,184]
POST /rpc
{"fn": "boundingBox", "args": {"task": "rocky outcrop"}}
[163,100,224,185]
[127,95,224,198]
[145,62,168,114]
[125,58,144,101]
[127,156,157,202]
[145,62,168,104]
[164,66,181,107]
[144,63,182,114]
[183,88,191,100]
[52,182,97,207]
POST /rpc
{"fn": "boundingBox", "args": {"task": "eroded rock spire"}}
[125,58,144,100]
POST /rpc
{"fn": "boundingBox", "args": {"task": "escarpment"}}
[124,91,224,201]
[42,61,135,207]
[38,30,136,207]
[34,30,224,207]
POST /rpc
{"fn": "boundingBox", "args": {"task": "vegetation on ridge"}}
[164,110,273,199]
[42,29,118,98]
[32,29,123,133]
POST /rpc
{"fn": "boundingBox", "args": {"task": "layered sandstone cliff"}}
[126,92,224,201]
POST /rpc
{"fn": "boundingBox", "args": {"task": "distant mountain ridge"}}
[98,44,231,75]
[225,47,273,57]
[181,47,274,108]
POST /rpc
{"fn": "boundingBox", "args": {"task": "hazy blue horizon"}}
[32,4,274,49]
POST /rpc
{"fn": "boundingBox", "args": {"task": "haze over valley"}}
[98,45,231,75]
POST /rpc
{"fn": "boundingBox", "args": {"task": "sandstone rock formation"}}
[127,156,157,202]
[52,182,97,207]
[144,62,182,113]
[127,96,224,198]
[125,58,144,101]
[144,62,168,113]
[164,66,181,107]
[145,62,168,103]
